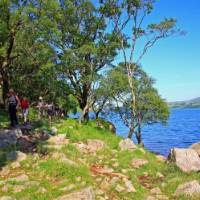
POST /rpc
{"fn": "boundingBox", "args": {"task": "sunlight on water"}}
[108,108,200,156]
[69,109,200,157]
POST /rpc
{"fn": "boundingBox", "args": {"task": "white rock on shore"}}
[168,148,200,172]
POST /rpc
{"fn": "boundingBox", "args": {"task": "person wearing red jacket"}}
[21,96,29,123]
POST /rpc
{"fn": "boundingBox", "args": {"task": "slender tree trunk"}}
[128,120,134,139]
[2,78,9,107]
[136,112,144,146]
[95,111,100,119]
[1,70,9,108]
[127,73,136,139]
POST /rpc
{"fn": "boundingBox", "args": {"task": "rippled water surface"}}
[107,108,200,156]
[70,109,200,156]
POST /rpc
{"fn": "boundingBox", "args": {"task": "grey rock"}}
[56,187,95,200]
[48,135,69,145]
[13,185,25,193]
[115,184,125,192]
[86,139,105,153]
[10,161,21,169]
[0,129,17,149]
[52,152,78,166]
[6,151,27,162]
[174,180,200,197]
[190,142,200,156]
[110,177,119,186]
[119,138,136,151]
[150,187,162,195]
[131,158,149,168]
[0,166,10,176]
[156,195,169,200]
[51,127,58,135]
[124,179,136,193]
[168,148,200,172]
[25,181,40,187]
[60,184,75,191]
[13,129,23,138]
[9,174,29,182]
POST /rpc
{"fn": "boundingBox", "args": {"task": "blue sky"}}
[139,0,200,102]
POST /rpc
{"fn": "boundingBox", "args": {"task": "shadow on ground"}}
[0,122,52,169]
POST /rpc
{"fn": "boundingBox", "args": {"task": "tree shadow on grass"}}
[0,120,52,169]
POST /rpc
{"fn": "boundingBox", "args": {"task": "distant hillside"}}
[169,97,200,108]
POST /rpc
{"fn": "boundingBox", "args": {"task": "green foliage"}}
[102,64,169,142]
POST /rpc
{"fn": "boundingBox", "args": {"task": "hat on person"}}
[39,96,43,100]
[9,89,14,93]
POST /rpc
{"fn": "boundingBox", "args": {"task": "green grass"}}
[1,112,200,199]
[0,109,9,128]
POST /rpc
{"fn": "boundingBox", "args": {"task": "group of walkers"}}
[36,96,65,121]
[7,89,64,128]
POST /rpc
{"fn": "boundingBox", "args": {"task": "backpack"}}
[8,95,18,106]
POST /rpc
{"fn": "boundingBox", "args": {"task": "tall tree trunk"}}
[2,77,9,107]
[136,112,143,146]
[127,73,136,139]
[128,108,135,138]
[95,111,100,119]
[1,70,9,108]
[78,83,91,122]
[79,102,90,123]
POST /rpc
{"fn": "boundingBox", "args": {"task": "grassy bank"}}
[0,110,200,199]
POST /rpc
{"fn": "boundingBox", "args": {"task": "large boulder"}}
[0,130,17,149]
[56,187,95,200]
[190,142,200,156]
[6,151,27,162]
[119,138,136,151]
[168,148,200,172]
[174,180,200,197]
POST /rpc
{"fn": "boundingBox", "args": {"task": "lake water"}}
[70,108,200,157]
[105,108,200,157]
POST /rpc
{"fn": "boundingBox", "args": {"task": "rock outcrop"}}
[119,138,136,151]
[174,180,200,197]
[75,139,106,153]
[190,142,200,156]
[0,129,17,149]
[167,148,200,172]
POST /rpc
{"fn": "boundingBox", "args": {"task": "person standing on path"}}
[7,89,19,127]
[21,96,29,124]
[37,96,45,120]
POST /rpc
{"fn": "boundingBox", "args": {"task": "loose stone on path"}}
[174,180,200,197]
[119,138,136,151]
[56,187,95,200]
[8,174,29,182]
[131,158,149,168]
